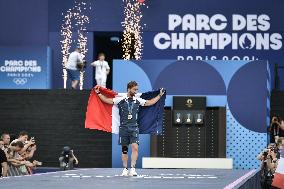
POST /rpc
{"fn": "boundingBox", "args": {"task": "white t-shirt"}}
[113,96,146,106]
[66,51,83,70]
[92,60,110,79]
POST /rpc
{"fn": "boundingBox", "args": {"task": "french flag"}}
[85,87,166,134]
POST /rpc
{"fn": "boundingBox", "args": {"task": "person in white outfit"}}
[91,53,110,88]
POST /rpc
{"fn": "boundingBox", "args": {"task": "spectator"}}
[21,145,42,174]
[0,141,8,177]
[279,118,284,137]
[11,131,42,174]
[257,138,284,189]
[271,137,284,188]
[22,144,37,161]
[0,139,4,151]
[1,133,10,150]
[6,141,27,176]
[11,131,35,155]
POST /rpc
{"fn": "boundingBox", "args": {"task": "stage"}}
[0,168,260,189]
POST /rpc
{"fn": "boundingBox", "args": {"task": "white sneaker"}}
[129,168,137,176]
[121,168,128,176]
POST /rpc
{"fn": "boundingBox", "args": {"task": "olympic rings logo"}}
[13,78,28,85]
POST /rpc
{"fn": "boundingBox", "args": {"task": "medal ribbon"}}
[126,99,134,115]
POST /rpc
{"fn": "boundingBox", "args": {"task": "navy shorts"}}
[67,69,80,81]
[119,126,139,146]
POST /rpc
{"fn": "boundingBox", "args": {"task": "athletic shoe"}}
[129,168,137,176]
[121,168,128,176]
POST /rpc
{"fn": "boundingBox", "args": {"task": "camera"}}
[76,60,87,70]
[62,146,72,158]
[262,150,268,157]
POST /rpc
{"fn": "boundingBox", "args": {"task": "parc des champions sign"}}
[152,14,283,61]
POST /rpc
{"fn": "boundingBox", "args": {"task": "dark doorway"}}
[93,32,123,89]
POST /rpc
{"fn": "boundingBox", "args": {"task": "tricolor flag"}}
[85,87,166,134]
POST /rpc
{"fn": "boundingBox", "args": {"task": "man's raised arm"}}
[95,88,114,105]
[144,88,165,106]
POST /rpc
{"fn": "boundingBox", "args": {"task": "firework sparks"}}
[122,0,146,60]
[61,0,90,90]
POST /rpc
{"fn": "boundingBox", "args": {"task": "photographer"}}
[271,137,284,189]
[269,116,284,144]
[59,146,79,171]
[257,143,279,189]
[66,47,84,89]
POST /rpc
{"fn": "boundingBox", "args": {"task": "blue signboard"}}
[0,46,52,89]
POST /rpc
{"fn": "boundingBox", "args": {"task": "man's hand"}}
[145,88,165,106]
[94,86,114,104]
[95,85,100,94]
[71,150,79,165]
[16,156,24,161]
[20,161,28,165]
[31,145,37,151]
[159,88,165,96]
[27,140,35,146]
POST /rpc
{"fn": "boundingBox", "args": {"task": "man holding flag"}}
[95,81,165,176]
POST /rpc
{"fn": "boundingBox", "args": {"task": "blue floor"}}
[0,168,259,189]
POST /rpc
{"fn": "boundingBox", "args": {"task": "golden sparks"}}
[61,0,90,89]
[122,0,146,60]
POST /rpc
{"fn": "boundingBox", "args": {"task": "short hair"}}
[19,131,28,137]
[1,133,9,139]
[11,141,24,148]
[98,53,105,58]
[127,81,138,90]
